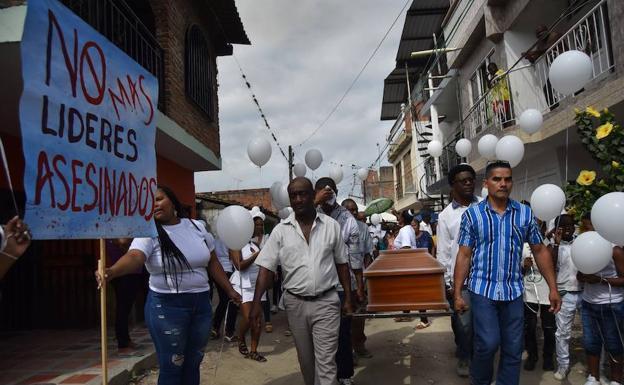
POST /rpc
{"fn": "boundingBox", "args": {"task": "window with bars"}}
[402,151,413,194]
[185,25,215,120]
[395,162,403,200]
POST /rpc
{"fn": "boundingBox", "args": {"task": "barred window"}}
[185,25,214,120]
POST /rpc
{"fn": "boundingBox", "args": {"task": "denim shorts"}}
[581,300,624,356]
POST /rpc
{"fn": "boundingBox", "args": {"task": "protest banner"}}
[20,0,160,381]
[20,0,159,240]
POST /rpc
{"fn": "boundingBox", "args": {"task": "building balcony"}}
[387,106,413,163]
[60,0,165,111]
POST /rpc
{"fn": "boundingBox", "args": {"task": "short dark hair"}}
[341,198,356,207]
[314,177,337,193]
[485,160,512,178]
[448,164,476,186]
[401,210,414,224]
[555,214,575,227]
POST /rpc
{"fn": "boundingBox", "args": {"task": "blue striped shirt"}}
[458,199,543,301]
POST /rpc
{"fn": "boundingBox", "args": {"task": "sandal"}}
[238,340,249,356]
[247,351,267,362]
[416,321,431,329]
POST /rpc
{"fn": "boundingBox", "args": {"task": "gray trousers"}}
[284,290,341,385]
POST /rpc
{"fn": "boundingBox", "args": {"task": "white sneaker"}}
[610,382,622,385]
[270,305,278,314]
[554,367,568,380]
[585,375,601,385]
[338,379,354,385]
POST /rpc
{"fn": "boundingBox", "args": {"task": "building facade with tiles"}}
[386,0,624,203]
[0,0,250,329]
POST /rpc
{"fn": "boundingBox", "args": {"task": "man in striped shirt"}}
[453,161,561,385]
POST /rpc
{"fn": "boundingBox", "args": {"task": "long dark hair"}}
[156,185,193,292]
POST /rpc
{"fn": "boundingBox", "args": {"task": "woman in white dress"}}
[230,210,267,362]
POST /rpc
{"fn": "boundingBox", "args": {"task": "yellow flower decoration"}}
[613,161,621,169]
[603,108,610,114]
[577,170,596,186]
[586,106,601,118]
[574,108,582,115]
[596,122,614,140]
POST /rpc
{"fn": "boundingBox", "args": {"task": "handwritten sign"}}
[19,0,158,239]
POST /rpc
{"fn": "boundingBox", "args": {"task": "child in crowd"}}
[577,219,624,385]
[548,214,580,381]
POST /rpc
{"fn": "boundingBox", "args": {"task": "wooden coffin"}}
[364,248,448,312]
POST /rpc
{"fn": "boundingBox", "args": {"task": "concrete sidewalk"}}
[0,327,156,385]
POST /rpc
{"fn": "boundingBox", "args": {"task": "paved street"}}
[136,310,589,385]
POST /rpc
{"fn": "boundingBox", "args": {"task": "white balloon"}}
[530,184,566,221]
[478,134,499,160]
[216,205,254,250]
[549,50,593,95]
[329,166,343,184]
[481,187,489,199]
[278,207,293,220]
[519,109,543,135]
[571,231,613,274]
[247,137,272,167]
[455,138,472,157]
[293,163,307,177]
[357,168,369,181]
[277,184,290,209]
[592,192,624,245]
[427,140,443,158]
[305,149,323,170]
[250,206,260,213]
[370,213,381,226]
[270,182,282,203]
[495,135,524,167]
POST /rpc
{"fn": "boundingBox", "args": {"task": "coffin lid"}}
[364,248,445,277]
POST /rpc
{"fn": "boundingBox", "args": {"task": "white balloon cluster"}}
[216,205,254,250]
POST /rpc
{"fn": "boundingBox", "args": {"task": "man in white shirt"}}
[436,164,479,377]
[419,211,433,235]
[250,177,353,385]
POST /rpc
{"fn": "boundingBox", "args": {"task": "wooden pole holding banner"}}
[99,239,108,385]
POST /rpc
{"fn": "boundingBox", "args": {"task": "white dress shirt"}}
[420,221,432,235]
[437,197,481,286]
[555,241,580,292]
[255,213,348,297]
[394,225,416,249]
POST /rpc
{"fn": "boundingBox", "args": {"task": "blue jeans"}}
[448,287,472,360]
[145,290,212,385]
[470,292,524,385]
[582,300,624,356]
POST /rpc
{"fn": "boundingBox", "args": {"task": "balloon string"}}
[565,127,569,182]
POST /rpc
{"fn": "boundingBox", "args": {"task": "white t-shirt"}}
[130,218,215,293]
[582,259,624,305]
[420,221,432,235]
[556,241,579,292]
[522,244,550,305]
[231,235,266,290]
[214,237,232,273]
[394,225,416,249]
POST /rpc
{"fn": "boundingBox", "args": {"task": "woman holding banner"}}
[96,185,241,385]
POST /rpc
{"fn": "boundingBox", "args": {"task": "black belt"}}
[287,287,335,301]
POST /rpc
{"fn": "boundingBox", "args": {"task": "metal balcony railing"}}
[61,0,166,110]
[534,0,614,111]
[464,74,516,139]
[424,156,437,188]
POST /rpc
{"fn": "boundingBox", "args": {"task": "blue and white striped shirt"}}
[458,199,543,301]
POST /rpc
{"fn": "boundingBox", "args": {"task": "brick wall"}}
[363,167,395,202]
[150,0,221,158]
[210,188,277,213]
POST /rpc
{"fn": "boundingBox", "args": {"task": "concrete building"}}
[0,0,249,329]
[381,0,450,212]
[398,0,623,202]
[361,166,395,204]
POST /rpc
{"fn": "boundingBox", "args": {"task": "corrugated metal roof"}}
[208,0,251,45]
[381,0,449,120]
